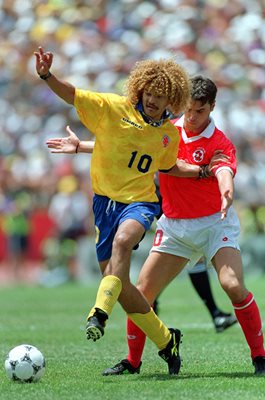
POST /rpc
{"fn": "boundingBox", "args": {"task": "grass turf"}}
[0,273,264,400]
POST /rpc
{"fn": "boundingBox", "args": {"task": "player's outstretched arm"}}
[34,46,75,105]
[216,169,234,220]
[46,126,95,154]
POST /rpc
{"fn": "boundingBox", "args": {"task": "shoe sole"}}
[102,367,140,376]
[102,369,139,376]
[86,325,103,342]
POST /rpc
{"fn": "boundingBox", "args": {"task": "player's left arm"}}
[216,169,234,220]
[212,142,237,220]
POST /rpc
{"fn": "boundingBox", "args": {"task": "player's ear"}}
[210,101,216,112]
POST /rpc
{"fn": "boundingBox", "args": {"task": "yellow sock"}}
[128,309,171,350]
[87,275,122,319]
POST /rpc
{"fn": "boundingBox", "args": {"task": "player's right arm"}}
[165,150,230,178]
[34,46,75,105]
[46,126,94,154]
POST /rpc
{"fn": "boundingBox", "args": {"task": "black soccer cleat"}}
[213,312,238,333]
[86,308,108,342]
[102,359,142,376]
[253,356,265,375]
[158,328,182,375]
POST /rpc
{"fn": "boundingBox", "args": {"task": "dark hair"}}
[190,75,217,105]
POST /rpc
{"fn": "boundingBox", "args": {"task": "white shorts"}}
[151,207,241,269]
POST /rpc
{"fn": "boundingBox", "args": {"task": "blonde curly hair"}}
[124,59,191,115]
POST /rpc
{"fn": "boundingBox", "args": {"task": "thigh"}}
[109,219,146,280]
[136,251,188,304]
[203,207,241,265]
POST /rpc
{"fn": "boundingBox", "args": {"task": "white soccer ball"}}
[5,344,46,383]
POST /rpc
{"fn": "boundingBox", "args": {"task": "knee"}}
[220,277,247,303]
[112,232,132,254]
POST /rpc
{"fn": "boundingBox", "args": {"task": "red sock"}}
[233,292,265,359]
[126,317,146,368]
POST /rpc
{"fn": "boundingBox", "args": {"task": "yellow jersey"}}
[74,89,179,203]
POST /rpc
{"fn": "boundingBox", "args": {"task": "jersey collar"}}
[175,115,216,143]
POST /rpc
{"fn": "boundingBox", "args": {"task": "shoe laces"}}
[170,334,177,357]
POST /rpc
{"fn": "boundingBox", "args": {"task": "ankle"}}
[95,308,108,322]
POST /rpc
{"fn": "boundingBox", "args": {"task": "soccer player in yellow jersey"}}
[35,46,210,375]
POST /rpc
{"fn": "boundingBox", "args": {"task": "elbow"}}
[65,87,75,105]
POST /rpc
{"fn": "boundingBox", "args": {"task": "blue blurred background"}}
[0,0,264,285]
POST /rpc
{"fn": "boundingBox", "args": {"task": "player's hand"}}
[220,189,233,220]
[208,150,230,175]
[46,126,80,154]
[34,46,53,76]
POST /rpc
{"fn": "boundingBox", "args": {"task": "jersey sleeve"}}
[211,138,237,177]
[74,89,110,135]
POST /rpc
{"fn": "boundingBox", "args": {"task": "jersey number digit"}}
[153,229,163,246]
[128,151,152,173]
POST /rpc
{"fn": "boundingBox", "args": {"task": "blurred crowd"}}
[0,0,265,283]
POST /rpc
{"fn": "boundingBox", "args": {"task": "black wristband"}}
[39,71,52,80]
[199,165,211,179]
[75,141,80,153]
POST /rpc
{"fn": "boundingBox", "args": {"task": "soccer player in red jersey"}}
[101,76,265,376]
[154,180,237,333]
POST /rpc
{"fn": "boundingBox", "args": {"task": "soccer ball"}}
[5,344,46,383]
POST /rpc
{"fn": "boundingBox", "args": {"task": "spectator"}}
[0,0,264,280]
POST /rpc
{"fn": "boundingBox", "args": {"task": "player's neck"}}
[184,119,211,137]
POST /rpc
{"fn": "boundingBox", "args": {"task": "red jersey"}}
[159,116,237,218]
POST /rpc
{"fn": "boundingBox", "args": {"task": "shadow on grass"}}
[101,371,257,382]
[139,371,256,380]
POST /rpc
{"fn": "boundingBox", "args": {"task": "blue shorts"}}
[93,194,160,262]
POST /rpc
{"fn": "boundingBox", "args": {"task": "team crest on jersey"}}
[192,147,205,163]
[162,135,170,147]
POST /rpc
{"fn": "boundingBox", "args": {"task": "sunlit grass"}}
[0,273,264,400]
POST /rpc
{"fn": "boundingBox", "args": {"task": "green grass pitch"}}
[0,273,264,400]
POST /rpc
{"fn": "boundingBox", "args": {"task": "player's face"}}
[184,100,215,134]
[142,88,169,121]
